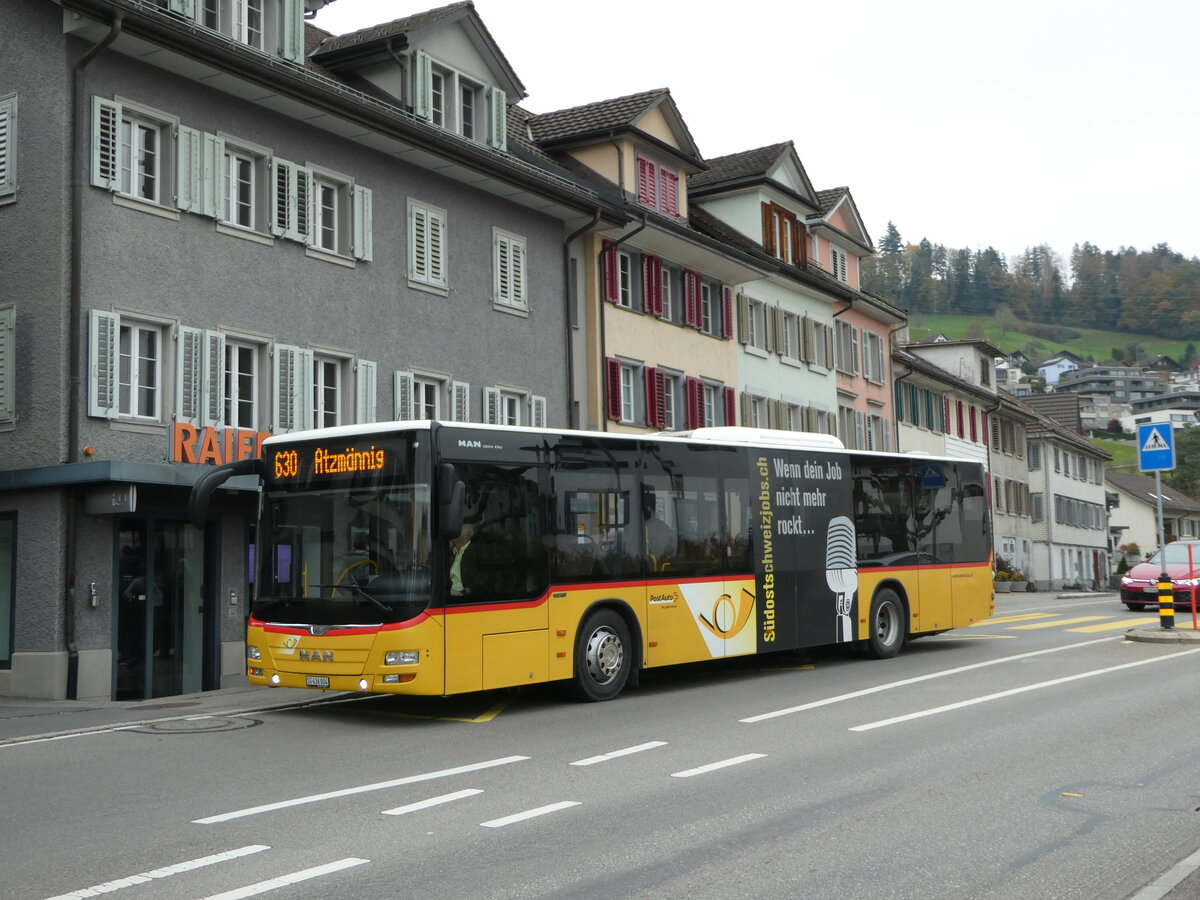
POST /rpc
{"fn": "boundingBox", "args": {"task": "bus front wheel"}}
[572,609,632,701]
[865,588,905,659]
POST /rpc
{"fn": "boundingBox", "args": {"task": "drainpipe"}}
[64,12,123,699]
[563,209,602,430]
[891,362,914,451]
[596,214,648,431]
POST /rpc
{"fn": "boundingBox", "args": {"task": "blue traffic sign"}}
[1137,423,1176,472]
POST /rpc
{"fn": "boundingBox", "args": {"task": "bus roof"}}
[262,420,980,467]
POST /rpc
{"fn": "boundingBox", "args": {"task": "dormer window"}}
[413,50,507,151]
[636,155,679,217]
[761,202,804,264]
[187,0,303,62]
[830,245,848,283]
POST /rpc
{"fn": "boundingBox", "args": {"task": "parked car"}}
[1119,540,1200,611]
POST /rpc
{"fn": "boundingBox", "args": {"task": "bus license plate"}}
[306,676,330,688]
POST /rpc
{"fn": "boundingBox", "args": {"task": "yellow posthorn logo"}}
[697,588,756,639]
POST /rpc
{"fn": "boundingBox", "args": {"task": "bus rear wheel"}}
[572,609,631,702]
[865,588,905,659]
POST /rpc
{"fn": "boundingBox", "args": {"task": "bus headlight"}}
[385,651,420,666]
[247,646,262,660]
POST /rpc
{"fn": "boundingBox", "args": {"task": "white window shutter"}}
[297,166,313,245]
[825,326,834,368]
[88,309,119,419]
[493,231,509,304]
[174,325,204,426]
[428,209,446,287]
[352,185,373,261]
[882,418,891,451]
[0,95,15,199]
[736,294,749,345]
[355,359,377,423]
[511,239,525,306]
[487,87,507,151]
[452,380,470,421]
[484,387,500,425]
[270,157,293,238]
[530,395,547,428]
[175,125,204,214]
[91,96,121,191]
[203,330,225,427]
[854,410,866,450]
[413,50,432,120]
[393,371,413,420]
[201,132,225,219]
[410,205,428,281]
[0,306,14,424]
[280,0,305,63]
[273,344,303,433]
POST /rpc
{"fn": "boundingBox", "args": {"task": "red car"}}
[1119,540,1200,611]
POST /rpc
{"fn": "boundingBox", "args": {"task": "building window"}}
[0,93,16,203]
[413,376,441,419]
[830,245,848,282]
[809,319,832,369]
[660,266,673,321]
[92,99,177,206]
[739,295,768,352]
[413,51,507,150]
[617,252,633,309]
[485,387,543,427]
[862,330,885,384]
[118,322,162,420]
[430,67,447,127]
[201,0,278,51]
[223,149,256,229]
[224,340,259,429]
[409,200,447,290]
[700,283,714,335]
[493,229,527,311]
[661,372,681,431]
[761,202,803,263]
[636,155,679,217]
[460,81,479,141]
[835,320,858,375]
[312,356,342,429]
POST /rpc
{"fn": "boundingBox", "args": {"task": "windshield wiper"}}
[307,583,392,616]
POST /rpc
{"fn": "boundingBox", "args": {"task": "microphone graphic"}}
[825,516,858,642]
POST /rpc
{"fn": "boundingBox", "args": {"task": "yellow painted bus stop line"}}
[1068,617,1159,633]
[1010,617,1108,630]
[969,613,1057,626]
[938,634,1017,640]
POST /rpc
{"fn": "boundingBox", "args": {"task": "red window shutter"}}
[602,241,619,303]
[653,369,667,428]
[980,411,988,445]
[644,366,660,429]
[724,386,736,426]
[642,255,664,315]
[969,406,978,442]
[721,285,733,339]
[683,270,700,327]
[685,377,703,429]
[605,357,622,421]
[944,397,950,433]
[956,400,964,438]
[796,222,808,265]
[659,168,678,217]
[636,157,656,208]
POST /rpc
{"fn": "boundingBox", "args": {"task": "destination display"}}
[264,437,409,489]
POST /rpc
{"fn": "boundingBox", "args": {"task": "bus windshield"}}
[254,436,433,625]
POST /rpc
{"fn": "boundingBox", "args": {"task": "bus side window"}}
[452,464,548,602]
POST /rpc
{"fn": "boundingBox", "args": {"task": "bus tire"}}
[865,588,905,659]
[572,609,631,702]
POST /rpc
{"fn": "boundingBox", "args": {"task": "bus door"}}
[443,461,549,694]
[641,443,754,666]
[913,464,955,632]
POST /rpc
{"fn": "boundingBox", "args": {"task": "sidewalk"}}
[0,682,352,745]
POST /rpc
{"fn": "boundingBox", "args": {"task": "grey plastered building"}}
[0,0,623,700]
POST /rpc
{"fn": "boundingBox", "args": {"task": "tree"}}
[1107,418,1123,434]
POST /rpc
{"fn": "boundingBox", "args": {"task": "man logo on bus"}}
[697,588,756,639]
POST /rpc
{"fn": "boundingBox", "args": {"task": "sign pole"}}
[1138,423,1177,631]
[1155,470,1174,629]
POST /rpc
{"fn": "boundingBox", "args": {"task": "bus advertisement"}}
[191,422,994,701]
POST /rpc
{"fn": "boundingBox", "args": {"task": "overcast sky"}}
[312,0,1200,269]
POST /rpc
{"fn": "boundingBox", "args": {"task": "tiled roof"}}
[688,142,791,188]
[814,187,848,214]
[1107,470,1200,511]
[527,89,671,143]
[310,1,472,55]
[1021,392,1083,432]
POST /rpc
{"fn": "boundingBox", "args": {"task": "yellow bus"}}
[192,422,994,701]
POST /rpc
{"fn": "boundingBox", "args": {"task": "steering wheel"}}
[333,559,379,595]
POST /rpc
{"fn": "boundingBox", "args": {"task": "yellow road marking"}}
[937,634,1017,640]
[970,613,1056,626]
[1062,792,1083,797]
[359,697,513,724]
[1010,617,1108,630]
[440,698,511,723]
[1068,617,1159,633]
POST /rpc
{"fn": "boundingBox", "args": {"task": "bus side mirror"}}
[437,463,465,538]
[189,458,264,528]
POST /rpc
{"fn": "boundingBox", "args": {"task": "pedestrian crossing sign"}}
[1137,423,1175,472]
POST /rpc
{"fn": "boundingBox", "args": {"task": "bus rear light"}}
[385,651,420,666]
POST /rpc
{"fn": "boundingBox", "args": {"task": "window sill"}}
[110,419,169,435]
[306,246,355,268]
[113,194,180,221]
[408,278,449,297]
[493,301,529,318]
[744,346,768,359]
[218,223,275,247]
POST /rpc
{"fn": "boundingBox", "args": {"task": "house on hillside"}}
[1037,350,1083,386]
[1105,471,1200,559]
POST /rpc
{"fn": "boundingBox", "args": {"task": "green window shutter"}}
[355,359,377,423]
[280,0,305,63]
[176,125,204,214]
[530,395,546,428]
[203,330,225,427]
[352,185,373,261]
[393,371,414,420]
[174,325,204,426]
[296,165,313,244]
[88,309,119,419]
[413,50,432,120]
[487,87,507,151]
[91,96,121,191]
[201,132,225,219]
[484,387,500,425]
[270,156,291,237]
[167,0,195,18]
[0,305,14,424]
[428,209,446,287]
[0,94,15,200]
[452,380,470,421]
[273,343,308,433]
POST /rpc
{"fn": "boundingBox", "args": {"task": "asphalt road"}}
[4,593,1200,900]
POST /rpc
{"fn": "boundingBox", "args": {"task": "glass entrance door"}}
[115,518,207,700]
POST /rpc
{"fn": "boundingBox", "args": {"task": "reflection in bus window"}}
[852,463,918,563]
[452,463,547,602]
